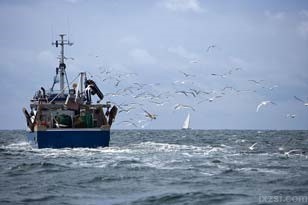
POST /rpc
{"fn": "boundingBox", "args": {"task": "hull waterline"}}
[26,129,110,149]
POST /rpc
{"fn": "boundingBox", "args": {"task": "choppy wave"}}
[1,130,308,205]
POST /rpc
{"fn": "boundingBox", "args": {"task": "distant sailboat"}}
[182,113,191,130]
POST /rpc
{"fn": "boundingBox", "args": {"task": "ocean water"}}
[0,130,308,205]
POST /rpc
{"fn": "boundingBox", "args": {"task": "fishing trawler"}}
[22,34,117,148]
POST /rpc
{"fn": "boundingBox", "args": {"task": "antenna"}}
[52,34,73,91]
[51,24,54,44]
[67,17,71,42]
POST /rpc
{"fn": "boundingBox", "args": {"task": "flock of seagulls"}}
[90,44,307,129]
[90,51,307,157]
[248,140,305,158]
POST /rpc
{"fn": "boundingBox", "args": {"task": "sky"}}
[0,0,307,130]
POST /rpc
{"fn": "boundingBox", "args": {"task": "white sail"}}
[182,113,190,129]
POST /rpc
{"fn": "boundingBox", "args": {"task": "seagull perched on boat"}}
[294,96,308,106]
[249,142,257,150]
[143,109,157,120]
[256,101,276,112]
[174,104,195,111]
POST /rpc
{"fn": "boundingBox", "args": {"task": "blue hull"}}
[26,129,110,149]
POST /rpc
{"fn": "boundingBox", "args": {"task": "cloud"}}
[228,56,248,67]
[36,50,56,66]
[167,46,199,60]
[129,48,156,65]
[119,36,140,46]
[297,21,308,38]
[63,0,79,3]
[264,10,285,20]
[160,0,203,13]
[299,10,308,18]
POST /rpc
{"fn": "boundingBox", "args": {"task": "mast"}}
[52,34,73,91]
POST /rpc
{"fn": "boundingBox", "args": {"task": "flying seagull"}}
[206,45,216,52]
[175,90,196,98]
[179,71,195,78]
[211,73,227,78]
[286,114,296,119]
[249,142,257,150]
[143,109,157,120]
[248,79,264,85]
[174,104,196,111]
[294,96,308,106]
[284,149,303,157]
[118,107,136,114]
[256,101,276,112]
[118,120,138,128]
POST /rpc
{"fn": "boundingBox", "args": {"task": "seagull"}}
[133,92,147,99]
[118,72,138,78]
[256,101,276,112]
[278,138,294,151]
[248,79,264,85]
[286,114,296,118]
[211,73,227,78]
[294,96,308,106]
[234,89,255,93]
[149,100,168,106]
[143,109,157,120]
[206,45,216,52]
[249,142,257,150]
[226,67,242,75]
[221,86,234,91]
[175,91,196,97]
[133,83,147,90]
[284,149,302,157]
[268,85,279,90]
[173,80,187,85]
[118,107,136,114]
[190,60,199,64]
[179,71,195,78]
[114,78,121,87]
[189,88,204,96]
[121,87,135,94]
[209,95,222,102]
[198,95,222,103]
[118,120,138,127]
[174,104,195,111]
[105,90,122,97]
